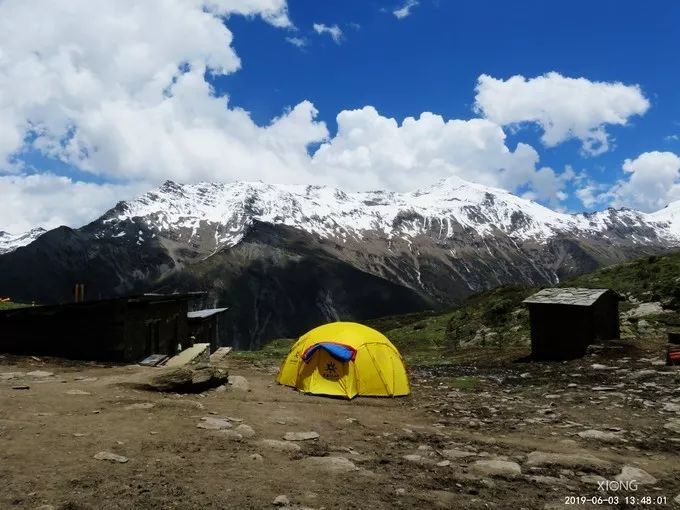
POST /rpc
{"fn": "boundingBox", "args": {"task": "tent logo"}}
[322,361,339,379]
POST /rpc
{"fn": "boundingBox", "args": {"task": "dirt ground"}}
[1,344,679,510]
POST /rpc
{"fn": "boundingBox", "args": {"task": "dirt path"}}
[1,350,679,509]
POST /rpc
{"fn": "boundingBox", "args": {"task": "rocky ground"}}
[1,341,679,510]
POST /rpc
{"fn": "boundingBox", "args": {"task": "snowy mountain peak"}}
[0,227,47,255]
[92,177,680,256]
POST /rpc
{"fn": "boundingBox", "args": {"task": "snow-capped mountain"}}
[2,176,679,348]
[0,228,46,255]
[98,176,680,253]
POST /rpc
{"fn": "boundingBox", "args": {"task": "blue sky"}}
[1,0,679,232]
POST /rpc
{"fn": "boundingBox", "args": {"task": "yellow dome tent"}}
[276,322,410,399]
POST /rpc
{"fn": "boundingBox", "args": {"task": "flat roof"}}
[187,307,228,319]
[523,287,613,307]
[0,292,207,316]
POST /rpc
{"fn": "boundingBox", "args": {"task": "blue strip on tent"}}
[301,342,357,363]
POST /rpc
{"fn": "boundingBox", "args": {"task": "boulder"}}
[127,365,228,393]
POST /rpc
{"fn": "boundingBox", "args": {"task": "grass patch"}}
[231,338,294,362]
[449,376,482,391]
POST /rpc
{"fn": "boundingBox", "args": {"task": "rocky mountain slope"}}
[2,176,680,347]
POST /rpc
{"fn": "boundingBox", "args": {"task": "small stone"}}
[273,495,290,506]
[525,451,610,471]
[197,417,232,430]
[664,419,680,434]
[219,430,243,441]
[436,460,451,467]
[124,402,155,410]
[577,429,624,442]
[250,453,263,462]
[662,402,680,413]
[26,370,53,378]
[581,475,606,485]
[440,448,476,459]
[228,375,250,392]
[66,389,91,395]
[93,451,128,463]
[470,459,521,478]
[235,424,256,438]
[259,439,301,452]
[73,433,87,437]
[395,488,406,496]
[284,431,319,441]
[35,506,55,510]
[11,385,30,390]
[303,456,357,473]
[615,466,657,485]
[403,454,430,465]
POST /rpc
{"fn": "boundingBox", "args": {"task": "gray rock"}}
[577,429,624,442]
[65,389,91,395]
[197,417,232,430]
[259,439,302,452]
[525,451,611,471]
[219,430,243,441]
[26,370,53,377]
[235,424,256,438]
[470,459,521,478]
[284,431,319,441]
[228,375,250,392]
[250,453,263,462]
[674,494,680,504]
[303,456,357,473]
[440,448,476,459]
[93,451,128,463]
[581,475,606,485]
[403,454,431,465]
[664,418,680,434]
[615,466,657,485]
[662,402,680,413]
[273,495,290,506]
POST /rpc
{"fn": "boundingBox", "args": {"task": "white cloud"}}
[0,1,581,232]
[0,174,145,233]
[310,107,568,202]
[285,36,307,48]
[393,0,419,19]
[0,1,328,179]
[313,23,343,44]
[603,151,680,212]
[474,72,650,155]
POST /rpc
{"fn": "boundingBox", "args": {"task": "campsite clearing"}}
[1,342,679,509]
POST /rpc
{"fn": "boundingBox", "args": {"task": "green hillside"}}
[364,250,680,363]
[237,250,680,365]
